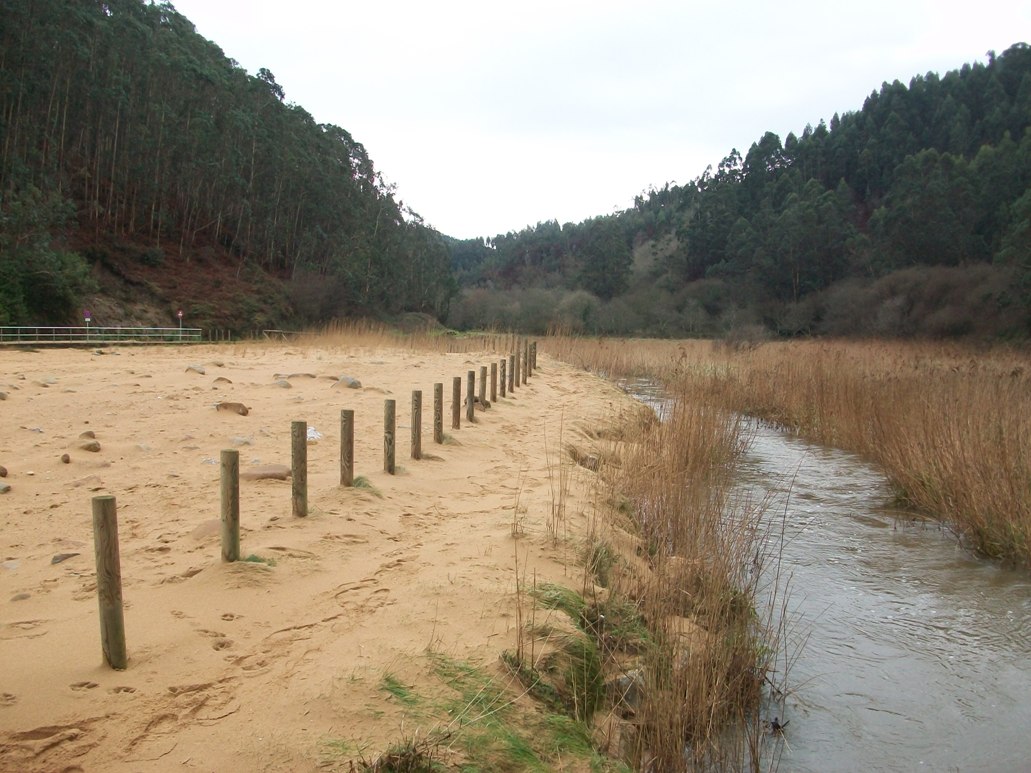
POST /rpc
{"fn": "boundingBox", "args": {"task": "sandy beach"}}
[0,341,636,771]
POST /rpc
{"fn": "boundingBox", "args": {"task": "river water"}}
[625,382,1031,772]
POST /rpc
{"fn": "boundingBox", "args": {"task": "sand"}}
[0,342,635,771]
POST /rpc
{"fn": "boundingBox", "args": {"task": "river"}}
[625,381,1031,772]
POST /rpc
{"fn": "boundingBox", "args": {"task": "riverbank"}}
[0,339,638,770]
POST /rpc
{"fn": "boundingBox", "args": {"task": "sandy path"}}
[0,342,633,771]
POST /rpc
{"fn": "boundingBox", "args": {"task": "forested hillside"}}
[449,44,1031,339]
[0,0,455,330]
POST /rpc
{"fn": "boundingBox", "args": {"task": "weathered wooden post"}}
[411,390,422,460]
[525,339,532,378]
[291,420,308,517]
[221,449,240,562]
[466,370,475,423]
[478,365,487,408]
[452,376,461,429]
[512,351,519,391]
[433,383,444,444]
[523,340,529,384]
[340,409,354,487]
[384,399,396,474]
[531,341,537,370]
[499,359,507,398]
[92,495,127,669]
[490,362,498,403]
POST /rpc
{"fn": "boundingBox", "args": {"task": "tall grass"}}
[543,334,780,770]
[682,339,1031,565]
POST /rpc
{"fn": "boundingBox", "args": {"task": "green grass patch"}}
[380,672,420,708]
[353,475,383,498]
[242,553,276,567]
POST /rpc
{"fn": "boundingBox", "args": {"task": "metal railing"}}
[0,326,204,344]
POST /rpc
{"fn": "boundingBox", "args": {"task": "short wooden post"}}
[221,449,240,562]
[340,409,354,486]
[531,341,537,369]
[490,362,498,403]
[411,390,422,460]
[499,359,507,398]
[92,495,127,669]
[525,339,532,378]
[384,399,396,474]
[292,420,308,517]
[433,383,444,444]
[452,376,461,429]
[523,340,529,384]
[478,365,487,407]
[511,352,519,391]
[466,370,475,423]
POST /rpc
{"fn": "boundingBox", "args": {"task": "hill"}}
[447,44,1031,340]
[0,0,456,331]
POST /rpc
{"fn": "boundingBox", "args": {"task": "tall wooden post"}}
[523,340,529,384]
[92,495,127,669]
[411,390,422,460]
[221,450,240,562]
[292,420,308,517]
[490,362,498,403]
[531,341,537,370]
[433,383,443,444]
[452,376,461,430]
[511,352,519,391]
[384,399,396,474]
[340,409,354,486]
[466,370,476,423]
[499,359,507,398]
[478,365,487,407]
[525,339,532,378]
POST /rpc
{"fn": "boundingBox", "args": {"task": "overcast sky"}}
[169,0,1028,240]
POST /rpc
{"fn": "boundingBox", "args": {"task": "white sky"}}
[169,0,1029,240]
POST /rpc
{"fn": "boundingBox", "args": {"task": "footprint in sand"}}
[1,692,17,706]
[220,612,242,621]
[211,639,233,651]
[109,686,136,694]
[70,681,98,691]
[232,653,270,674]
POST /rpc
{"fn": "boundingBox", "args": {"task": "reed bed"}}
[680,339,1031,565]
[544,334,780,769]
[546,333,1031,565]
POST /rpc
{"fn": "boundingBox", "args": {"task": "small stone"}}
[334,376,362,389]
[79,430,96,439]
[60,454,71,464]
[51,552,80,565]
[78,440,101,452]
[10,593,30,602]
[273,379,292,389]
[213,376,233,384]
[0,465,6,477]
[216,402,249,416]
[186,364,206,375]
[0,392,7,400]
[0,483,10,494]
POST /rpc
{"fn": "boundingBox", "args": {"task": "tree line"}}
[0,0,456,327]
[449,43,1031,339]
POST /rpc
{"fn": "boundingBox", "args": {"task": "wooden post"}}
[340,409,354,487]
[531,341,537,370]
[221,449,240,562]
[523,340,529,384]
[452,376,461,429]
[433,383,444,444]
[499,359,507,398]
[478,365,487,408]
[384,399,396,474]
[411,390,422,460]
[92,495,127,669]
[512,351,519,391]
[292,420,307,517]
[490,362,498,403]
[525,339,532,378]
[466,370,475,423]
